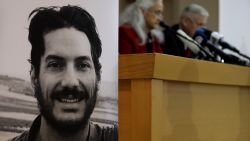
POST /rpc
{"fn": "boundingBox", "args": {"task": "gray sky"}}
[0,0,118,83]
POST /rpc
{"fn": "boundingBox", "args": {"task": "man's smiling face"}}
[35,27,97,132]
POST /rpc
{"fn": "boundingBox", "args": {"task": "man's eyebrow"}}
[45,55,64,62]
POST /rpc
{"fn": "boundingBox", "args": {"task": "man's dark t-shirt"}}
[9,115,118,141]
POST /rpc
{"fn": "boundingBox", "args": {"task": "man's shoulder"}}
[171,24,180,31]
[7,131,29,141]
[90,122,118,141]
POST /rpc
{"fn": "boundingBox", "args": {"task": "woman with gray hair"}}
[119,0,164,54]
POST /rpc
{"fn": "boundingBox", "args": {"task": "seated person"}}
[119,0,164,54]
[171,3,209,58]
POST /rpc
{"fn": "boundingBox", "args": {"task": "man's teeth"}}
[60,98,80,103]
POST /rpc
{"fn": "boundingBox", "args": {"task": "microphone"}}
[176,29,200,54]
[159,22,199,54]
[211,32,240,53]
[175,29,217,60]
[193,29,249,66]
[196,28,250,61]
[160,21,202,54]
[159,21,216,60]
[196,28,240,53]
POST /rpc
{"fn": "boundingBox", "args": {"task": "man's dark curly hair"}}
[28,5,102,81]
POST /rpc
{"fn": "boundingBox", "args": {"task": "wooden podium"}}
[119,53,250,141]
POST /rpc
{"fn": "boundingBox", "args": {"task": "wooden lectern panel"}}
[119,53,250,86]
[151,80,250,141]
[119,79,152,141]
[119,54,250,141]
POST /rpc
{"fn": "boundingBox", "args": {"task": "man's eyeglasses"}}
[188,16,206,27]
[148,9,163,19]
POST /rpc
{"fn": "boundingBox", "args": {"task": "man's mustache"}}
[51,87,89,100]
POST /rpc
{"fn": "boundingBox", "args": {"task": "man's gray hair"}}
[181,3,209,18]
[120,0,162,44]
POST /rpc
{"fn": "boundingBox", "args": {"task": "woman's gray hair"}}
[120,0,162,44]
[181,3,209,18]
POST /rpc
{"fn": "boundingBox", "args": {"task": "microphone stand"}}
[175,32,217,61]
[206,41,249,66]
[159,22,217,61]
[238,52,250,61]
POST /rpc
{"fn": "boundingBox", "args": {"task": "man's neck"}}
[36,117,89,141]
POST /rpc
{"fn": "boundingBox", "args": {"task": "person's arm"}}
[119,26,133,54]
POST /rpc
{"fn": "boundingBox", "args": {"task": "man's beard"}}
[34,82,98,135]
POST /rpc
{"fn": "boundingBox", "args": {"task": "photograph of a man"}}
[9,5,117,141]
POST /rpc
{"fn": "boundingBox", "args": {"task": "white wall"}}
[0,0,118,83]
[219,0,250,57]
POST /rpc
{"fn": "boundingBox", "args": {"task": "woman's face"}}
[143,1,164,31]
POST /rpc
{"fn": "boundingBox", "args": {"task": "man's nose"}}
[61,64,79,88]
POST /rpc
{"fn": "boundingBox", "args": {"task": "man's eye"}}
[155,10,162,16]
[77,62,91,71]
[47,61,63,70]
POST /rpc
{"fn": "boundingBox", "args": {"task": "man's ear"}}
[30,65,38,88]
[182,17,189,27]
